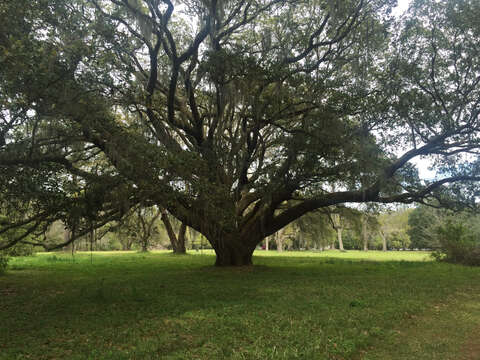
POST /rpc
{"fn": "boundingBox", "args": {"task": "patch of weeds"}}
[326,337,357,359]
[44,254,76,264]
[349,299,367,308]
[0,254,9,275]
[46,255,60,262]
[369,326,385,337]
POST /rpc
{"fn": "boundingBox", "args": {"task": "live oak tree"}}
[1,0,480,265]
[378,208,411,250]
[324,206,363,251]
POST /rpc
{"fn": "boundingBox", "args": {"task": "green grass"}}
[0,250,479,359]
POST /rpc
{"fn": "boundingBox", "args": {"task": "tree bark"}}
[161,210,186,254]
[330,213,344,251]
[276,232,283,252]
[213,242,254,266]
[337,227,345,251]
[175,222,187,254]
[380,231,387,252]
[141,238,148,252]
[121,237,133,251]
[362,215,368,251]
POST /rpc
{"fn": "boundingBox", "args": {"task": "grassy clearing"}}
[0,250,479,359]
[254,249,432,261]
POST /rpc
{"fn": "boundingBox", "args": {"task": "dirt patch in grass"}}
[462,326,480,360]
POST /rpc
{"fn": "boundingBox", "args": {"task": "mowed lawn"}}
[1,250,479,360]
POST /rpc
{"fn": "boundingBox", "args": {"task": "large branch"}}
[283,0,364,64]
[267,188,378,237]
[0,154,102,181]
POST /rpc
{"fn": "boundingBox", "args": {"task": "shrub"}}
[0,254,8,275]
[4,243,35,257]
[432,221,480,266]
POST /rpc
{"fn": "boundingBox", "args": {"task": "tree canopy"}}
[1,0,480,265]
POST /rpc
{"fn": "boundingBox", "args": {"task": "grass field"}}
[1,250,479,359]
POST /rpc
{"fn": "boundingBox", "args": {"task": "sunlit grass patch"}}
[253,249,432,262]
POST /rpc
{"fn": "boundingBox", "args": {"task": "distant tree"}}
[114,206,161,251]
[295,211,335,250]
[160,209,188,254]
[378,208,412,250]
[361,214,370,251]
[324,207,364,251]
[433,221,480,266]
[136,206,162,252]
[407,206,443,249]
[389,231,411,250]
[114,213,138,251]
[45,221,68,247]
[115,217,137,251]
[342,229,361,250]
[358,208,382,251]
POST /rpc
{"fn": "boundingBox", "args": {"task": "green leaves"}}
[1,0,480,260]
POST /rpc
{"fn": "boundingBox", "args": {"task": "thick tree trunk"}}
[214,244,254,266]
[265,236,269,251]
[206,230,258,266]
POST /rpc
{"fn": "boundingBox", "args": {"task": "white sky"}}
[412,157,436,180]
[392,0,411,17]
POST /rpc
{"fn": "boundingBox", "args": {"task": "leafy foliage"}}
[1,243,34,257]
[433,221,480,266]
[0,253,8,274]
[1,0,480,265]
[378,208,412,250]
[407,206,444,249]
[0,215,35,261]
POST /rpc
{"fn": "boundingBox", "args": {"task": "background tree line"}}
[4,204,478,253]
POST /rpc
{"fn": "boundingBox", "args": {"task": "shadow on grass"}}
[0,252,475,360]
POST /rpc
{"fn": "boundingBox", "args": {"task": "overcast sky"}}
[393,0,411,17]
